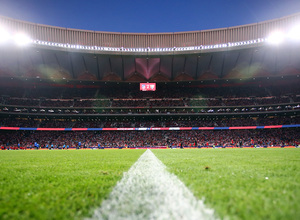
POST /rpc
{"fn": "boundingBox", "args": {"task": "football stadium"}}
[0,4,300,220]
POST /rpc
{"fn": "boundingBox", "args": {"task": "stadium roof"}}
[0,13,300,82]
[0,43,299,82]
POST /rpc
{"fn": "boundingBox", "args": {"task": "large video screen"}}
[140,83,156,91]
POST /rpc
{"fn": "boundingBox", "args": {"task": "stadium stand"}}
[1,128,299,150]
[0,14,299,149]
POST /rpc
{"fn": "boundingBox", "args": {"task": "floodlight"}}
[0,27,10,44]
[288,25,300,41]
[14,33,31,46]
[266,31,285,45]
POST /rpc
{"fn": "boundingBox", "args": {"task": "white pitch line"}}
[88,149,217,220]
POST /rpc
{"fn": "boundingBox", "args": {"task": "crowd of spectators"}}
[1,84,298,118]
[1,83,299,150]
[1,128,299,150]
[2,96,296,108]
[0,116,299,128]
[1,103,299,116]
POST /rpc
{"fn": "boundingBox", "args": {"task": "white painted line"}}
[88,149,217,220]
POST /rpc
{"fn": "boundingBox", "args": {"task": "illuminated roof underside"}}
[0,13,300,81]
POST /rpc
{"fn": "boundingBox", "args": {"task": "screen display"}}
[140,83,156,91]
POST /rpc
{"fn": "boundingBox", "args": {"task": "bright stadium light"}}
[266,31,285,45]
[288,25,300,41]
[14,33,32,46]
[0,27,10,44]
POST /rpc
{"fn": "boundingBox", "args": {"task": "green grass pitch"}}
[0,148,299,220]
[0,150,145,220]
[153,148,300,220]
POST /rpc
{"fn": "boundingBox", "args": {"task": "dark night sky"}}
[0,0,300,33]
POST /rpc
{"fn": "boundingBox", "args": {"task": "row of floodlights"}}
[32,38,264,52]
[1,25,299,51]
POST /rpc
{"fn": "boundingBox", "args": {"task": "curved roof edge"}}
[1,13,300,34]
[0,13,300,48]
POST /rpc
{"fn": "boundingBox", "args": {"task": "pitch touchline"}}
[87,149,217,220]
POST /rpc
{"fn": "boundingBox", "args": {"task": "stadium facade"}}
[0,13,299,148]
